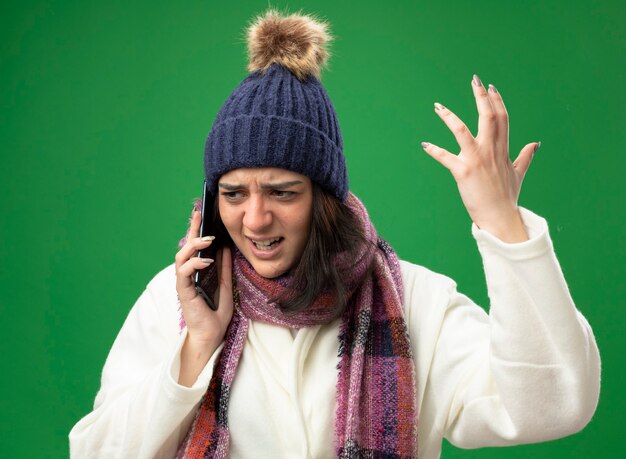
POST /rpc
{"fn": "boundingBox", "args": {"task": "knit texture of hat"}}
[204,9,348,200]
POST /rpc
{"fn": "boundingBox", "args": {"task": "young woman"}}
[70,9,600,459]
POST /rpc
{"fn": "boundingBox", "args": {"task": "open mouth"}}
[250,237,283,251]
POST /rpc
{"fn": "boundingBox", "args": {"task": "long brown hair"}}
[278,184,372,316]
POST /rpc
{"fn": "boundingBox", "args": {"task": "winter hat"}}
[203,9,348,200]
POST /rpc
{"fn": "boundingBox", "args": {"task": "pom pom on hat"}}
[204,8,348,200]
[246,9,332,81]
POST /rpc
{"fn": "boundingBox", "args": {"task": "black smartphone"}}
[194,180,219,311]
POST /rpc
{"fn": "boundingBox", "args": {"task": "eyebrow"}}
[218,180,304,191]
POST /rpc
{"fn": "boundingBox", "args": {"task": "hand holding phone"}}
[176,208,234,386]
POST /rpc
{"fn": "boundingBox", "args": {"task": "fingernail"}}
[200,258,214,264]
[488,84,498,93]
[434,102,445,111]
[473,74,482,87]
[421,141,430,149]
[534,141,541,153]
[201,236,215,241]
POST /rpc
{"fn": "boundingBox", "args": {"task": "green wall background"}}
[1,0,624,457]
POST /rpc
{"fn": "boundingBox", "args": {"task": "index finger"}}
[175,210,203,272]
[189,208,201,239]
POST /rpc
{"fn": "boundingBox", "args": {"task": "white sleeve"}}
[69,264,223,459]
[403,207,601,451]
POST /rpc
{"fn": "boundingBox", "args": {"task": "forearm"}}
[420,208,600,449]
[70,267,222,458]
[473,207,600,439]
[70,330,217,458]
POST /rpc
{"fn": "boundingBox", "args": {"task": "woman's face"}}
[218,167,313,278]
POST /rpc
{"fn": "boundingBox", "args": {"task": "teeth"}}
[252,238,280,250]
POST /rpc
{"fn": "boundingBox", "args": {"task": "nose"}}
[242,194,273,233]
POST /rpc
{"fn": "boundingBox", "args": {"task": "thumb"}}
[513,142,541,177]
[216,246,234,322]
[220,246,233,292]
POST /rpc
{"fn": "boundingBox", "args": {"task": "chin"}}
[250,262,290,279]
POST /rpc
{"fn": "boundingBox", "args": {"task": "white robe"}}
[69,207,601,458]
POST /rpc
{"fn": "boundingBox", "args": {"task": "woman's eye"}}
[221,191,243,200]
[272,190,296,199]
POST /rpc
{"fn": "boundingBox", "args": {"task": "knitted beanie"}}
[204,9,348,200]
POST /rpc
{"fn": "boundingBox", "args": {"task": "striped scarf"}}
[176,193,417,458]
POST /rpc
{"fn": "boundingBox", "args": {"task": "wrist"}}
[475,209,529,243]
[178,332,221,387]
[183,331,221,359]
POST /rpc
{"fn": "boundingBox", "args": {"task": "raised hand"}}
[174,209,233,386]
[421,75,539,243]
